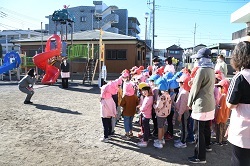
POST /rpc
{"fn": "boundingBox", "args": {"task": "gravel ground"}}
[0,80,232,166]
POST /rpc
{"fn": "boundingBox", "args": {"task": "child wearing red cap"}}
[99,78,122,142]
[120,82,139,140]
[214,79,231,146]
[174,74,191,148]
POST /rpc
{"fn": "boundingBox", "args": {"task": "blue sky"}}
[0,0,248,48]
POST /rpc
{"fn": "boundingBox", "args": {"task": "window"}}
[80,16,87,22]
[106,49,127,60]
[169,50,175,54]
[169,50,180,54]
[117,50,127,60]
[137,51,141,60]
[106,50,116,60]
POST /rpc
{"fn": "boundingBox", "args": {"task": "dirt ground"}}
[0,79,232,166]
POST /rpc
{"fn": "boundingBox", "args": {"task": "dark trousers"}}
[19,87,34,102]
[181,111,189,143]
[216,123,227,143]
[231,144,250,166]
[101,118,112,138]
[151,110,158,134]
[187,110,195,142]
[194,120,211,160]
[166,111,174,136]
[62,78,68,88]
[142,116,150,141]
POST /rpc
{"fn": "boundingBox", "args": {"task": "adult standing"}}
[60,57,70,88]
[226,41,250,166]
[187,48,215,164]
[215,54,228,77]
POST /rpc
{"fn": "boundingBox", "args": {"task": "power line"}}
[157,7,231,16]
[0,23,22,31]
[186,0,248,3]
[0,7,46,30]
[0,7,44,22]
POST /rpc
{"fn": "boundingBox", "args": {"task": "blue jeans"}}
[123,116,134,133]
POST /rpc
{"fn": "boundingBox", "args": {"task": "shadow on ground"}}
[60,82,100,94]
[107,120,231,166]
[32,103,82,115]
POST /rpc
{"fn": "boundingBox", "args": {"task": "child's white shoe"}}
[153,140,163,149]
[137,141,148,147]
[99,137,109,143]
[174,141,187,148]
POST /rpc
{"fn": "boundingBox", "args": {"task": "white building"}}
[231,2,250,43]
[0,30,41,56]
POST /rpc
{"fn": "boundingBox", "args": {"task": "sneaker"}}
[121,135,130,140]
[174,139,181,143]
[175,131,182,137]
[222,141,228,145]
[138,132,143,138]
[188,157,206,164]
[108,136,111,139]
[188,156,196,160]
[137,141,148,147]
[174,142,187,148]
[24,101,33,104]
[212,141,223,146]
[187,140,195,144]
[154,139,165,145]
[110,131,115,135]
[206,145,212,152]
[99,137,109,143]
[129,132,133,137]
[153,140,163,149]
[211,131,216,138]
[162,139,166,145]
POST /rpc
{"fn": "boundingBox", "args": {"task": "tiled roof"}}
[167,44,183,50]
[12,30,137,43]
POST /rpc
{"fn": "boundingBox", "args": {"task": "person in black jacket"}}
[60,57,70,88]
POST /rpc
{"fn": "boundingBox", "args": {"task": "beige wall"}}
[19,41,147,74]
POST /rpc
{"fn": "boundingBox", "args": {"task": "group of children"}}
[99,58,231,149]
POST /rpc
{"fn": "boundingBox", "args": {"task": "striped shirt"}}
[226,69,250,149]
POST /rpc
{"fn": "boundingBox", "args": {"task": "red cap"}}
[215,79,229,94]
[177,74,191,91]
[190,66,199,78]
[147,65,152,71]
[139,66,144,70]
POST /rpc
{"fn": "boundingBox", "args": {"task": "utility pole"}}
[147,0,156,66]
[193,23,196,54]
[41,22,43,53]
[152,0,155,65]
[99,29,104,87]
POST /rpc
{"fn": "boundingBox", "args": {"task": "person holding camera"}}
[18,68,37,104]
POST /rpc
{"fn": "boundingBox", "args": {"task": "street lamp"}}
[144,12,149,66]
